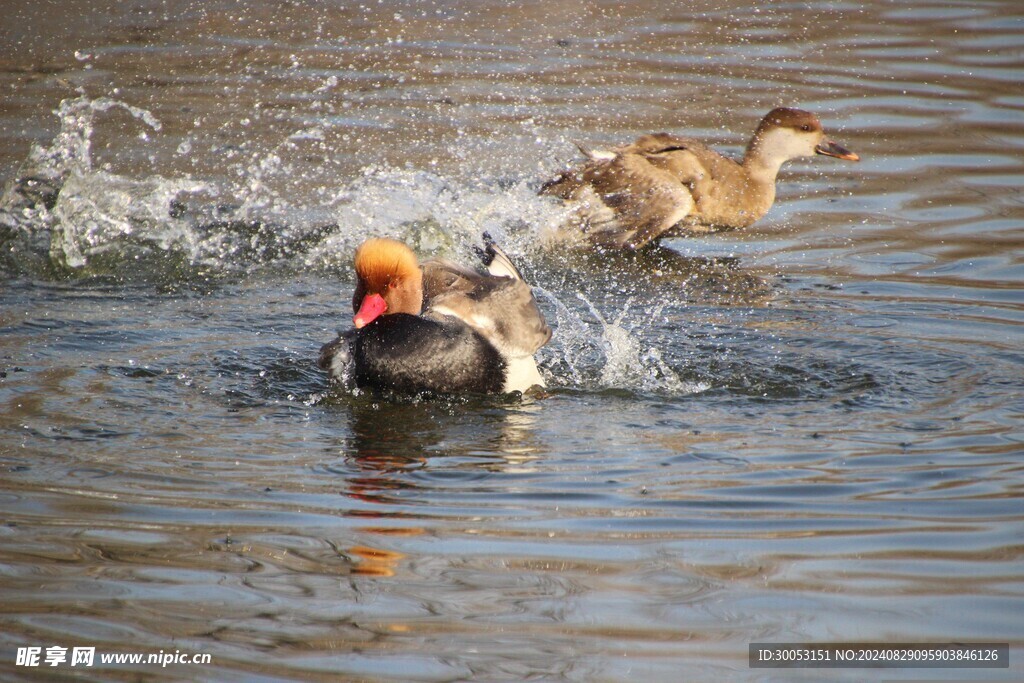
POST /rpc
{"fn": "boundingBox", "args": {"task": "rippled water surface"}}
[1,0,1022,680]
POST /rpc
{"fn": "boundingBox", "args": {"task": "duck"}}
[318,234,552,395]
[539,107,859,249]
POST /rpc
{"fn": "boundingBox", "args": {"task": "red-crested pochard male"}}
[540,107,859,249]
[318,234,552,395]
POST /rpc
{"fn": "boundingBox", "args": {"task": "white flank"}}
[503,355,546,393]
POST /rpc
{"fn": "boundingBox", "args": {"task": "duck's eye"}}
[800,124,811,132]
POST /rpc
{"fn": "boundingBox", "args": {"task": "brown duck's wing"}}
[539,164,591,200]
[662,145,757,227]
[639,143,715,215]
[421,259,551,357]
[572,151,696,249]
[539,133,694,199]
[633,135,760,228]
[615,132,696,155]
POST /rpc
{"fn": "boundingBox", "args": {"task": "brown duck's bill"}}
[815,139,860,161]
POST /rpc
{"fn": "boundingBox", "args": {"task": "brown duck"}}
[540,108,859,249]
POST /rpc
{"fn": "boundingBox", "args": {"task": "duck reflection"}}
[334,395,546,507]
[348,544,407,577]
[329,396,546,578]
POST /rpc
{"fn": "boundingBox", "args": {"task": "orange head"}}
[351,238,424,327]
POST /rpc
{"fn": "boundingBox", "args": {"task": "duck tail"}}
[577,142,616,161]
[475,232,524,281]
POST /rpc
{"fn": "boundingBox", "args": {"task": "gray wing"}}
[421,242,551,356]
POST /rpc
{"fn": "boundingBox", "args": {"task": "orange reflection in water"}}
[348,544,407,577]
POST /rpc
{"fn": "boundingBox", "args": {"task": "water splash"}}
[3,94,162,205]
[0,94,208,274]
[303,163,561,270]
[49,169,209,270]
[586,296,709,395]
[0,95,569,278]
[539,288,709,396]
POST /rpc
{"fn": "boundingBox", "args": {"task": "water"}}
[1,0,1022,680]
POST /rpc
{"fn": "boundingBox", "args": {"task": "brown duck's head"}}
[752,107,859,163]
[351,237,424,328]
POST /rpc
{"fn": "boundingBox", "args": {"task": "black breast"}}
[353,313,507,395]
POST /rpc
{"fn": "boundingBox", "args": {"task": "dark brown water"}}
[1,1,1022,681]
